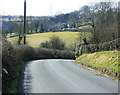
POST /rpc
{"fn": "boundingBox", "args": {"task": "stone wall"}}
[75,38,119,58]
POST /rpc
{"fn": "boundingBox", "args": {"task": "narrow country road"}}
[20,59,118,93]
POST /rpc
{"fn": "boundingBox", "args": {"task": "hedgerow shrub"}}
[34,48,75,59]
[40,35,66,50]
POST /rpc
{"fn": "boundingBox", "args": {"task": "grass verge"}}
[75,51,120,80]
[9,61,24,93]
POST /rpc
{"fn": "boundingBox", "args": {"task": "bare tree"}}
[77,2,118,44]
[34,20,40,33]
[18,16,24,44]
[30,16,33,34]
[91,2,118,43]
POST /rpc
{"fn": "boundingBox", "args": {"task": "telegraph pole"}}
[24,0,26,44]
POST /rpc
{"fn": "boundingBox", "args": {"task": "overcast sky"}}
[1,0,119,16]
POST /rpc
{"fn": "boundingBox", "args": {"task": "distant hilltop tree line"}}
[2,2,118,44]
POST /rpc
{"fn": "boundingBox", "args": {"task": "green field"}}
[75,51,119,79]
[78,25,92,29]
[6,33,16,38]
[8,32,91,48]
[78,21,92,29]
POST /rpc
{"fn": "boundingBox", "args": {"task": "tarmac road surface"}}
[21,59,118,93]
